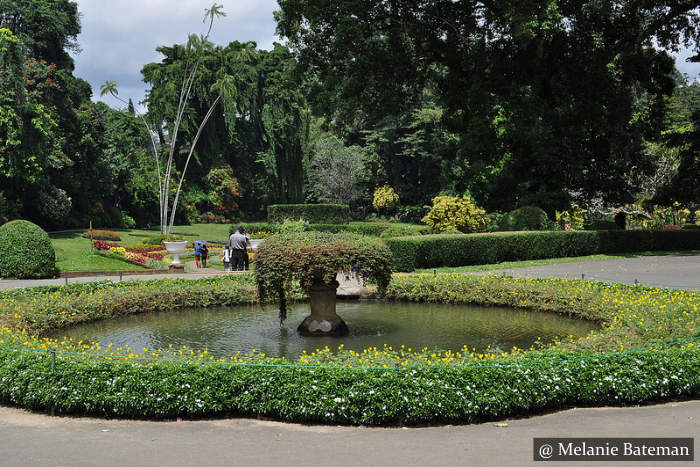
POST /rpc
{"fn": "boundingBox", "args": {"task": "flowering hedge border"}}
[0,275,697,424]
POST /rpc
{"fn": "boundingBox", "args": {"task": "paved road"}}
[489,253,700,290]
[2,254,698,291]
[0,401,696,467]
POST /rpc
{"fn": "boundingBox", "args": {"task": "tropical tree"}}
[101,3,235,235]
[276,0,700,212]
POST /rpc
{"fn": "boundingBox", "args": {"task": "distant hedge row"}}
[267,204,350,224]
[232,222,428,238]
[386,230,700,271]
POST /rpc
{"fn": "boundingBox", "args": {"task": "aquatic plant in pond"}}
[254,232,392,336]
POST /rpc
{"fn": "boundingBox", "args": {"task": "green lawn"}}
[51,233,145,272]
[51,224,237,272]
[415,249,700,273]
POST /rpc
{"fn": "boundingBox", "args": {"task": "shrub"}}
[372,186,399,215]
[396,205,426,224]
[0,220,56,278]
[143,234,184,245]
[379,224,429,238]
[421,196,490,233]
[486,212,507,232]
[279,219,310,233]
[501,206,550,231]
[81,230,121,241]
[267,204,349,224]
[229,223,279,236]
[385,230,700,271]
[120,212,136,229]
[555,204,586,230]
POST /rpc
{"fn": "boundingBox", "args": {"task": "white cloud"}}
[72,0,280,108]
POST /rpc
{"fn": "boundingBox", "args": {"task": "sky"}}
[71,0,700,111]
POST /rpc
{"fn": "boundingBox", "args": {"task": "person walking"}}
[228,227,249,271]
[201,243,209,268]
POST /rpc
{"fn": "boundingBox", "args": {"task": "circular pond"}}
[49,301,598,359]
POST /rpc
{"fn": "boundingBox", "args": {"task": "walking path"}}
[0,401,696,466]
[2,253,698,291]
[489,253,700,290]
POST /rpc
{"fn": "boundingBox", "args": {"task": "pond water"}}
[49,301,598,359]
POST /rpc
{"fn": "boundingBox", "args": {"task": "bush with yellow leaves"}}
[372,186,400,215]
[421,196,490,233]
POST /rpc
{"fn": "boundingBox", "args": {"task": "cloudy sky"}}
[71,0,700,111]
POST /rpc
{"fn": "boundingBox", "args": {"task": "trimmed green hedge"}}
[267,204,350,224]
[386,230,700,271]
[0,220,57,279]
[0,346,696,423]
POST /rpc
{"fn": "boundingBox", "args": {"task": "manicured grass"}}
[51,233,145,272]
[416,250,700,273]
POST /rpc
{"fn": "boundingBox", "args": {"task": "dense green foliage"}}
[267,204,350,224]
[277,0,700,211]
[386,230,700,271]
[0,220,56,278]
[255,232,393,310]
[502,206,551,231]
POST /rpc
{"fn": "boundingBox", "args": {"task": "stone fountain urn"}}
[163,240,188,265]
[253,231,392,337]
[297,279,348,336]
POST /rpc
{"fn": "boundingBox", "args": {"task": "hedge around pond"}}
[385,230,700,271]
[0,274,698,424]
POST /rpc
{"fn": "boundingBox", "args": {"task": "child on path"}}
[194,242,202,268]
[221,244,232,271]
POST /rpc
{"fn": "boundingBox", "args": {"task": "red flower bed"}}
[663,224,682,230]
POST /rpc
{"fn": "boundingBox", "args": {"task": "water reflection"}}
[48,301,599,359]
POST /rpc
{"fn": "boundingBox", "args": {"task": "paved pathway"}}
[490,253,700,290]
[0,401,696,467]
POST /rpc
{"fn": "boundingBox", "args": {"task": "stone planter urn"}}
[249,238,264,250]
[163,240,187,265]
[297,279,348,337]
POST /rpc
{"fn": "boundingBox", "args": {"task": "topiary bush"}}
[421,196,490,233]
[0,220,57,278]
[502,205,550,231]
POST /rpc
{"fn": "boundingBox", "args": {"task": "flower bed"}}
[0,275,697,424]
[92,240,193,267]
[82,230,120,241]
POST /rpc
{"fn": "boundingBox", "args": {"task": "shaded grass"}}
[416,250,700,273]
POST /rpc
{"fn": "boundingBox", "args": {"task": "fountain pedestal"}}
[297,280,348,337]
